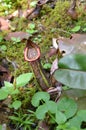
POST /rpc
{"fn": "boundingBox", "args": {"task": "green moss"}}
[38,1,72,54]
[1,40,29,76]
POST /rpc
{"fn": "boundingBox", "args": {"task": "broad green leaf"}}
[35,104,48,120]
[57,97,77,119]
[43,63,52,69]
[58,54,86,71]
[29,23,35,29]
[30,1,37,7]
[83,28,86,32]
[69,110,86,129]
[4,81,13,87]
[77,110,86,121]
[11,89,20,95]
[0,89,8,100]
[71,26,81,32]
[12,100,22,109]
[0,125,2,130]
[46,101,57,114]
[31,92,50,107]
[16,73,33,87]
[56,110,67,124]
[54,54,86,89]
[54,69,86,89]
[2,85,14,94]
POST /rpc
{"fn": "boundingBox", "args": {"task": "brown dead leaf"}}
[5,31,30,41]
[50,58,58,75]
[67,0,78,20]
[0,17,10,31]
[0,65,13,86]
[38,121,49,130]
[57,33,86,55]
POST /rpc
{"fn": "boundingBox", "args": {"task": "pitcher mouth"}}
[24,39,40,62]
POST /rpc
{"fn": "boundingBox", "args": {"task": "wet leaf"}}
[54,54,86,89]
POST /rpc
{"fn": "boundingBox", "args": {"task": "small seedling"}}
[11,37,21,44]
[71,25,81,32]
[0,45,7,51]
[0,72,33,101]
[30,1,37,8]
[26,23,38,35]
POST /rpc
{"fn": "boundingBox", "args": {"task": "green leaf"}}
[71,26,81,32]
[11,89,20,95]
[69,116,81,129]
[11,37,21,44]
[69,110,86,129]
[54,54,86,89]
[57,97,77,119]
[0,89,8,100]
[16,73,33,87]
[0,36,3,42]
[82,28,86,32]
[2,82,15,94]
[0,45,7,51]
[26,29,35,34]
[12,100,22,109]
[0,125,2,130]
[29,23,35,29]
[9,116,21,121]
[56,110,67,124]
[30,1,37,7]
[77,110,86,121]
[46,101,57,114]
[31,92,50,107]
[35,104,48,120]
[43,63,52,69]
[58,54,86,71]
[4,81,13,87]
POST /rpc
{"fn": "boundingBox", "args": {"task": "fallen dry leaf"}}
[50,58,58,75]
[0,17,10,31]
[5,31,30,41]
[38,121,49,130]
[0,65,13,86]
[57,33,86,55]
[67,0,78,20]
